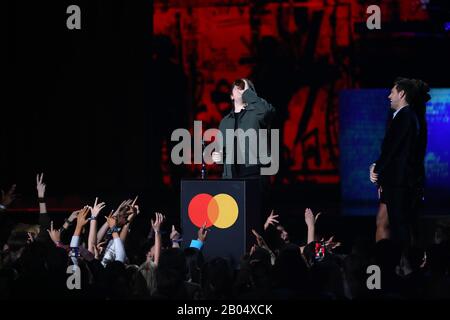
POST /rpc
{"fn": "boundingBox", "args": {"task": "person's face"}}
[230,85,243,103]
[277,225,289,242]
[388,85,404,109]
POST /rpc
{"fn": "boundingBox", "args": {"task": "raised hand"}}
[305,208,321,227]
[264,209,279,230]
[1,184,17,207]
[94,240,107,259]
[36,173,46,198]
[113,199,132,217]
[151,212,164,233]
[27,232,36,244]
[90,197,106,218]
[126,196,140,223]
[106,211,117,229]
[47,221,61,244]
[251,229,268,248]
[170,225,181,242]
[68,210,80,223]
[198,222,208,242]
[323,236,342,251]
[131,195,138,207]
[76,206,90,229]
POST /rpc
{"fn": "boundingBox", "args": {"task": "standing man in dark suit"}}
[370,78,422,248]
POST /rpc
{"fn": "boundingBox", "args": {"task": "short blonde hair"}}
[13,223,40,236]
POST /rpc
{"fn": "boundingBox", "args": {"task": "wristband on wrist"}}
[38,197,46,203]
[88,216,97,221]
[55,241,65,248]
[190,239,203,250]
[110,226,120,234]
[171,238,183,243]
[69,247,80,257]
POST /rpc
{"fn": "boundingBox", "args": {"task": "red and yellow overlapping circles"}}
[188,193,239,229]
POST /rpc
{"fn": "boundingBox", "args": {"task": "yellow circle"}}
[212,193,238,229]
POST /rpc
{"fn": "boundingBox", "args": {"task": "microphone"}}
[201,139,207,179]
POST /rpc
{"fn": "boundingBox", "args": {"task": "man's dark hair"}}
[394,77,416,105]
[233,78,257,94]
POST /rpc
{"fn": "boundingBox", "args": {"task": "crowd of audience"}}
[1,174,449,300]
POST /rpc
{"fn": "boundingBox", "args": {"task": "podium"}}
[181,179,261,268]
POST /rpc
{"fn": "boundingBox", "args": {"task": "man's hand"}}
[27,232,36,244]
[322,236,342,251]
[131,195,138,207]
[47,221,61,244]
[212,151,222,163]
[1,184,17,207]
[369,163,378,184]
[76,207,90,229]
[113,199,132,217]
[36,173,46,198]
[94,240,107,259]
[126,196,140,223]
[90,197,106,218]
[251,229,269,249]
[264,210,279,230]
[106,211,117,229]
[151,212,164,233]
[198,222,208,242]
[170,225,181,248]
[73,207,90,236]
[68,210,80,223]
[170,225,181,242]
[305,208,321,228]
[127,205,140,223]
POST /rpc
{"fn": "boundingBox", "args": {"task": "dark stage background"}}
[4,0,450,236]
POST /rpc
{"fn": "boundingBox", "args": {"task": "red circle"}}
[188,193,214,228]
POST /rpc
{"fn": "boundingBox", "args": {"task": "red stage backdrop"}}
[153,0,430,186]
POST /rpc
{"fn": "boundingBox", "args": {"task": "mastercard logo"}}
[188,193,239,229]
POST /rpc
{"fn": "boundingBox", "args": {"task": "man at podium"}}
[211,78,276,179]
[211,78,276,220]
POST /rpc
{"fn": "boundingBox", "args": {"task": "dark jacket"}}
[218,89,275,178]
[374,106,421,188]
